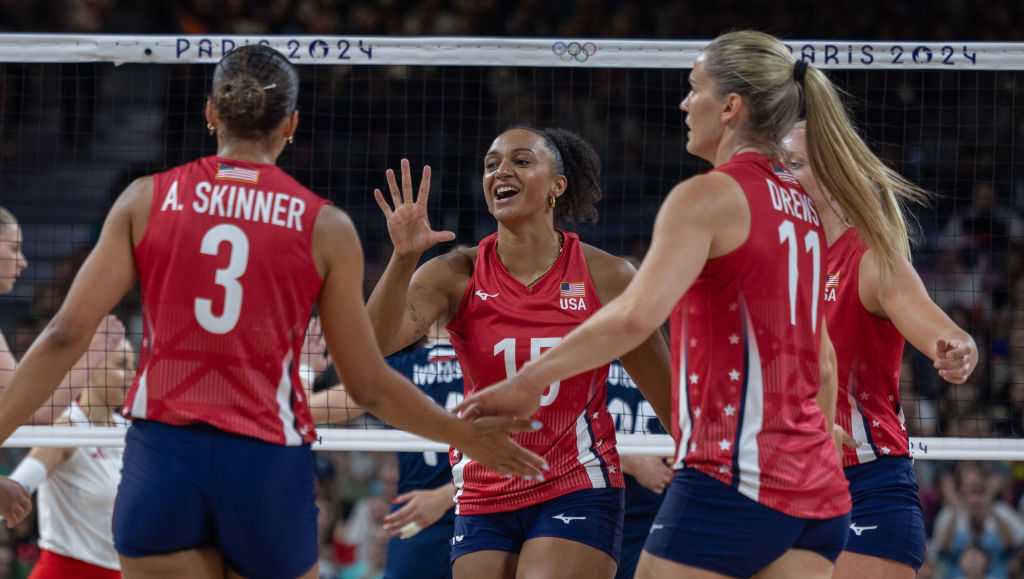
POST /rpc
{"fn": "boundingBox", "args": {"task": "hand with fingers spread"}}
[935,337,978,385]
[382,484,454,539]
[0,477,31,528]
[456,416,548,479]
[373,159,455,258]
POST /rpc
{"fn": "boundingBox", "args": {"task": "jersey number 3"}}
[194,224,250,334]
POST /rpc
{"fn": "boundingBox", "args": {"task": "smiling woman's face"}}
[482,129,563,224]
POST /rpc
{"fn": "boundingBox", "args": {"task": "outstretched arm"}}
[308,385,367,425]
[588,251,673,432]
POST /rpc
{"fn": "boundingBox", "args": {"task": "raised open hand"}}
[373,159,455,257]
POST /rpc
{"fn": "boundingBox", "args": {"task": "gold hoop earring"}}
[548,195,557,209]
[207,123,216,136]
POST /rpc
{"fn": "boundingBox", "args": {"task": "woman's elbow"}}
[41,316,92,350]
[620,301,661,339]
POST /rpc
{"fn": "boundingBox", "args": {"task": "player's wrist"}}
[516,362,549,397]
[392,247,424,261]
[448,417,475,450]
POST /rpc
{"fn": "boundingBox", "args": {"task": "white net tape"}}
[5,428,1024,461]
[0,34,1014,69]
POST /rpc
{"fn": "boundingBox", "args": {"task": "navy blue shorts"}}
[616,510,657,579]
[844,457,926,571]
[451,488,624,565]
[113,420,318,579]
[385,516,454,579]
[644,469,850,578]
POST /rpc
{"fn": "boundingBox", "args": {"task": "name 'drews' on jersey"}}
[767,165,821,227]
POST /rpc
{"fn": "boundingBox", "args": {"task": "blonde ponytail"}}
[702,30,929,271]
[801,67,929,268]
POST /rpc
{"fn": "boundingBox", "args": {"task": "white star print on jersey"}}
[668,151,849,520]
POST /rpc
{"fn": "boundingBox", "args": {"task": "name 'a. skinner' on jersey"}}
[127,156,328,446]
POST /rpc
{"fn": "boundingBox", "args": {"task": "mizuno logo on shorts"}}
[849,523,878,536]
[552,513,586,525]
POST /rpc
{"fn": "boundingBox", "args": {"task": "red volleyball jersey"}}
[669,152,850,519]
[447,232,623,516]
[125,156,328,445]
[825,228,909,467]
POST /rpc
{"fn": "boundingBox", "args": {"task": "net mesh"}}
[0,38,1021,458]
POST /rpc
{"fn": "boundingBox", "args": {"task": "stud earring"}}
[207,123,215,136]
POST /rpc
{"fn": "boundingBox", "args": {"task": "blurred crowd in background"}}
[1,0,1022,40]
[0,1,1023,578]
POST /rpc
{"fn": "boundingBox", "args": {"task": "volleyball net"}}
[0,36,1020,460]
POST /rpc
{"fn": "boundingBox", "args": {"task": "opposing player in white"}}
[10,318,133,579]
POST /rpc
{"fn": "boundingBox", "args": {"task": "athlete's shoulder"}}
[122,174,155,206]
[663,172,745,223]
[313,203,355,237]
[311,204,361,274]
[116,175,155,241]
[581,244,635,302]
[425,245,476,279]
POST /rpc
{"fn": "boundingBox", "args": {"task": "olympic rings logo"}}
[552,41,598,63]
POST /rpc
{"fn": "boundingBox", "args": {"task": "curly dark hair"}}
[211,45,299,141]
[515,126,603,224]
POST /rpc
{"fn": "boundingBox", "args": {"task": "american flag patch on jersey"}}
[826,272,840,288]
[560,282,586,297]
[216,163,260,184]
[772,164,801,186]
